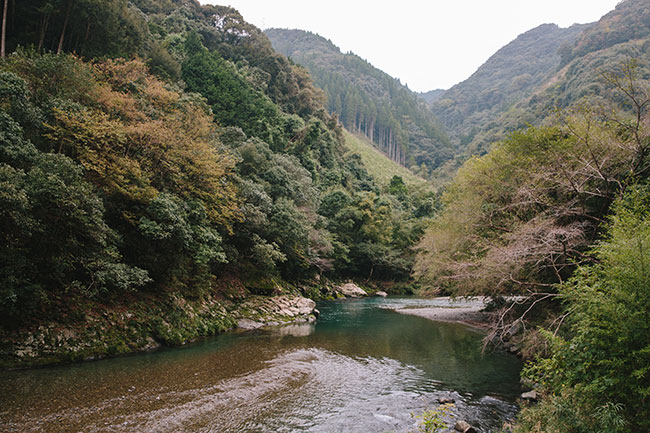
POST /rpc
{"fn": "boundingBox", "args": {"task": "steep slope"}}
[342,131,429,189]
[450,0,650,165]
[0,0,439,366]
[265,28,453,179]
[564,0,650,63]
[431,23,590,151]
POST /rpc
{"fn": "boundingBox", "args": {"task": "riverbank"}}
[0,279,396,370]
[1,296,522,433]
[387,297,490,328]
[0,292,318,370]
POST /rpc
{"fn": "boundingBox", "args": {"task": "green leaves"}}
[137,192,227,286]
[520,185,650,432]
[0,116,149,324]
[181,34,284,147]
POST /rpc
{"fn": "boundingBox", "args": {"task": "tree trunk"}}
[38,13,50,52]
[1,0,8,58]
[57,0,73,55]
[80,20,90,55]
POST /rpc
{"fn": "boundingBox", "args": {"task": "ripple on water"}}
[15,348,513,433]
[1,298,520,433]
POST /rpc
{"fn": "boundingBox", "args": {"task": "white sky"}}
[202,0,621,92]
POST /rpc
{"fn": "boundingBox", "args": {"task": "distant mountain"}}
[265,28,453,178]
[564,0,650,64]
[431,0,650,176]
[431,23,590,151]
[418,89,445,105]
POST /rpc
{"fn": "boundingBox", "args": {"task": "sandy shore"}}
[388,297,490,328]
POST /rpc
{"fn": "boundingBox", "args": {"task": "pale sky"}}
[202,0,621,92]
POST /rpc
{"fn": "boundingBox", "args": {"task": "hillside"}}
[448,0,650,168]
[418,89,445,105]
[0,0,439,365]
[430,23,590,154]
[265,28,454,179]
[342,131,429,189]
[415,1,650,430]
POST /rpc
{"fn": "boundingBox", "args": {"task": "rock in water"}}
[337,283,368,297]
[455,420,477,433]
[234,295,317,330]
[375,291,388,297]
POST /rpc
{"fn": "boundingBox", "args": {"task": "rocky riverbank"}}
[0,279,402,369]
[388,297,490,328]
[0,293,318,369]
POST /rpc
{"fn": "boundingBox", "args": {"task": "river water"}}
[0,297,522,433]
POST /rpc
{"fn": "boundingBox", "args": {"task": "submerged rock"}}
[237,319,265,330]
[336,283,368,298]
[437,397,455,404]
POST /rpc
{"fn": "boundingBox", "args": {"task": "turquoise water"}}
[0,297,522,432]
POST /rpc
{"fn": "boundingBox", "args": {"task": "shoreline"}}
[0,294,318,370]
[387,297,490,329]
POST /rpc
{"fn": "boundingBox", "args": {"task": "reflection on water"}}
[0,297,522,433]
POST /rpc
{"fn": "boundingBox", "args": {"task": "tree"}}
[57,0,74,54]
[1,0,7,58]
[518,185,650,433]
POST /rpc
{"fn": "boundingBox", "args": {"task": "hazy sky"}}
[202,1,621,92]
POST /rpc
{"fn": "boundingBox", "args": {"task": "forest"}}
[414,0,650,430]
[1,0,649,432]
[0,0,436,330]
[265,28,454,180]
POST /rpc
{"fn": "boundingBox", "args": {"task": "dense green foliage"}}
[564,0,650,64]
[415,69,650,295]
[516,186,650,432]
[416,54,650,299]
[417,89,445,105]
[6,0,148,57]
[265,28,453,178]
[0,1,435,328]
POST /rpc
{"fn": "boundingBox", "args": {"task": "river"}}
[0,297,522,433]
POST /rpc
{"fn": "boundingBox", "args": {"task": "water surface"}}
[0,297,521,432]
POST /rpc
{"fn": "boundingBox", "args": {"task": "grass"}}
[342,130,431,189]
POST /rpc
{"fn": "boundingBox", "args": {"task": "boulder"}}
[454,420,477,433]
[375,291,388,297]
[235,296,317,331]
[521,390,538,401]
[269,296,316,317]
[337,283,368,298]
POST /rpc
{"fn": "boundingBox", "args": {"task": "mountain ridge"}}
[266,28,454,179]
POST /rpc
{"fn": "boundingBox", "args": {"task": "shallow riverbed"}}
[0,297,521,433]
